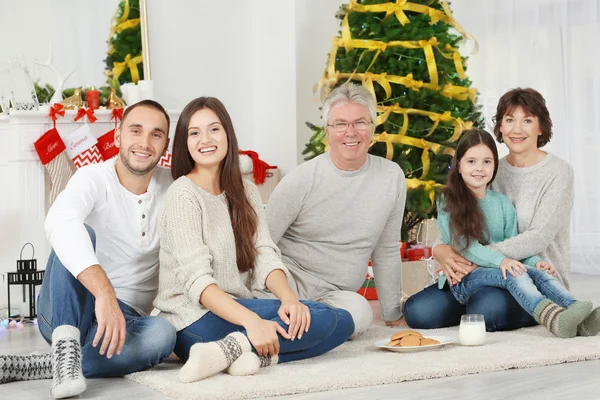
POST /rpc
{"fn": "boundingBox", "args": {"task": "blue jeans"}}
[175,298,354,364]
[37,225,176,378]
[404,281,538,332]
[450,266,575,315]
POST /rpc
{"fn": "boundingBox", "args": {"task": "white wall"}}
[0,0,120,90]
[295,0,346,164]
[147,0,299,174]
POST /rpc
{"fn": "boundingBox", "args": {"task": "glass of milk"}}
[459,314,486,346]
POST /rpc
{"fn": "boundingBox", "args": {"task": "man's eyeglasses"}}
[326,120,373,133]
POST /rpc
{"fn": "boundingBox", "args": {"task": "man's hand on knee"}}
[77,265,127,359]
[93,293,126,359]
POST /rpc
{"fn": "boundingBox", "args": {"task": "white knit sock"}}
[227,353,279,376]
[259,354,279,368]
[179,332,251,382]
[0,352,52,383]
[51,325,86,399]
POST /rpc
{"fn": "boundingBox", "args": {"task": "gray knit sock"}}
[227,353,279,376]
[180,332,251,382]
[0,352,52,383]
[51,325,86,399]
[578,307,600,336]
[534,299,593,338]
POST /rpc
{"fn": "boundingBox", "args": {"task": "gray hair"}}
[322,82,377,127]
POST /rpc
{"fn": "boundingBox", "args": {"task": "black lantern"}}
[7,243,45,319]
[17,243,37,272]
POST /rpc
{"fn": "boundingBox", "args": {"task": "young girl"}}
[437,128,594,338]
[153,97,354,382]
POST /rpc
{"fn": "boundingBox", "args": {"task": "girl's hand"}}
[278,299,311,340]
[536,261,558,277]
[500,258,527,279]
[244,317,291,357]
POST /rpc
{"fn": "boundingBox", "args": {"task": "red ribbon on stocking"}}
[48,103,65,128]
[110,108,124,128]
[74,107,97,123]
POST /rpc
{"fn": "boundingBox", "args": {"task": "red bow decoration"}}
[74,107,97,123]
[110,108,124,128]
[239,150,277,185]
[48,103,65,128]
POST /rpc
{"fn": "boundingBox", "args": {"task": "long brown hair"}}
[171,97,257,273]
[492,88,553,148]
[442,129,499,250]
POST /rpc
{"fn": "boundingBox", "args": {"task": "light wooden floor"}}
[2,274,600,400]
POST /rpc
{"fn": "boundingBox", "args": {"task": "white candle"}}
[127,85,142,105]
[120,82,135,104]
[138,80,154,101]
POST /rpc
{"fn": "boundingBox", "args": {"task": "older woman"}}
[404,88,598,335]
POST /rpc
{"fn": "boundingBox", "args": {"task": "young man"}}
[0,100,176,398]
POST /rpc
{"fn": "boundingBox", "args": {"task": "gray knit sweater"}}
[154,176,289,331]
[266,152,406,322]
[489,153,574,287]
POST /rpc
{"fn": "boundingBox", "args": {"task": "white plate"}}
[375,335,455,353]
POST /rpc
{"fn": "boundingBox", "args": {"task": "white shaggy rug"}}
[125,324,600,400]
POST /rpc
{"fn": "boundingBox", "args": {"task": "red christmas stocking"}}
[33,128,74,204]
[239,150,276,184]
[64,125,103,168]
[97,129,119,161]
[159,150,172,168]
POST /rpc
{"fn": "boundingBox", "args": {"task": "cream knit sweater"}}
[153,176,289,331]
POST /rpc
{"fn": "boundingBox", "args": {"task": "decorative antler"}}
[34,43,75,104]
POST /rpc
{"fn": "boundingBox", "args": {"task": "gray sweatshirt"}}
[266,152,406,321]
[489,153,574,288]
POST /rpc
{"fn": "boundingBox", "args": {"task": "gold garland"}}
[405,178,445,209]
[345,0,479,53]
[112,54,143,86]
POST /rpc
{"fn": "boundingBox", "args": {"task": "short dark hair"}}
[120,99,170,136]
[493,88,553,148]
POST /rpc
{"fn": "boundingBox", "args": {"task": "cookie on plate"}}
[390,330,423,341]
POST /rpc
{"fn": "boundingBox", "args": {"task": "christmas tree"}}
[105,0,144,89]
[304,0,484,241]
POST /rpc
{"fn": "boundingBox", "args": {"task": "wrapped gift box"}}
[402,260,433,298]
[357,259,435,302]
[357,277,378,300]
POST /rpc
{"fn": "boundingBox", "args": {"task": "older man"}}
[264,83,406,337]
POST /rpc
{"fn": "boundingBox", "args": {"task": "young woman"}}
[405,88,600,336]
[153,97,354,383]
[436,128,594,338]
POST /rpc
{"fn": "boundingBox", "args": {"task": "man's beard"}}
[119,146,162,176]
